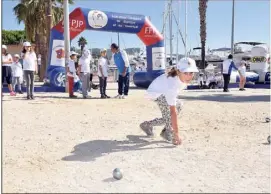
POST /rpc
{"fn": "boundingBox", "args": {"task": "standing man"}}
[222,54,239,92]
[111,43,131,99]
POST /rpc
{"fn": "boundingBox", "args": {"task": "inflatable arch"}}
[47,7,165,89]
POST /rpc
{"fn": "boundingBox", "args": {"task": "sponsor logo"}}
[88,10,108,29]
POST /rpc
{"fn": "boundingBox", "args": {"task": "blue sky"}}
[2,0,270,54]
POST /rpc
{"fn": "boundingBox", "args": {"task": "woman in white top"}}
[2,45,16,96]
[78,49,91,98]
[141,57,198,145]
[21,42,37,99]
[238,60,246,91]
[11,54,23,94]
[98,49,110,98]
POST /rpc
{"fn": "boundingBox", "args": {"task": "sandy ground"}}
[2,83,271,193]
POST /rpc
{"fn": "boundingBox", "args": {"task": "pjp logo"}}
[61,19,84,29]
[88,10,108,29]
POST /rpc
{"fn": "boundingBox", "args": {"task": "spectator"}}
[111,43,131,99]
[11,54,23,94]
[222,54,239,92]
[21,42,37,99]
[98,48,110,99]
[2,45,16,96]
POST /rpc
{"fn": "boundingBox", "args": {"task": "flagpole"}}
[64,0,70,93]
[231,0,235,55]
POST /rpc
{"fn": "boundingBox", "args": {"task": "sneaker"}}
[18,91,23,94]
[123,95,128,99]
[105,95,111,98]
[69,94,77,98]
[83,96,91,99]
[101,95,106,99]
[121,95,125,99]
[140,122,154,136]
[27,95,31,100]
[10,91,16,96]
[30,95,35,100]
[160,128,173,142]
[114,94,122,99]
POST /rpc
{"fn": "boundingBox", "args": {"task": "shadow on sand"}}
[62,135,175,162]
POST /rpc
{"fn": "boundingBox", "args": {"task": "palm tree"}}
[13,0,73,81]
[78,36,88,55]
[198,0,208,69]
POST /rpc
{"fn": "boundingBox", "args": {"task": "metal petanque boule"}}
[113,168,123,180]
[268,136,270,144]
[265,117,270,123]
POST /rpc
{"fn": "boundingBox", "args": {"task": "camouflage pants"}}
[144,95,183,133]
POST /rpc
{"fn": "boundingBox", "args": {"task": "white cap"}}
[176,57,199,73]
[14,54,20,58]
[23,42,31,47]
[100,48,107,53]
[2,45,7,50]
[69,51,78,56]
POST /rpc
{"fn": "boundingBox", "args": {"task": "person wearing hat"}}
[111,43,131,99]
[238,60,246,91]
[98,48,110,99]
[21,41,37,99]
[67,51,78,98]
[11,54,23,94]
[2,45,16,96]
[140,57,199,146]
[78,48,91,98]
[222,54,239,92]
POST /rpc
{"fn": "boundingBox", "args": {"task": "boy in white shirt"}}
[11,54,23,94]
[238,60,246,91]
[98,49,110,99]
[141,57,198,146]
[78,49,91,98]
[67,51,78,98]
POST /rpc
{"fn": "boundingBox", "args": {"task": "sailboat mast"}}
[164,1,167,66]
[231,0,235,55]
[169,0,173,64]
[176,0,179,61]
[184,0,187,57]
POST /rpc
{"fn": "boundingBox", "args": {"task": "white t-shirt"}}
[146,74,187,106]
[98,57,108,77]
[22,52,37,71]
[68,59,76,73]
[238,66,246,77]
[78,57,91,73]
[2,54,13,66]
[38,57,41,66]
[11,61,23,77]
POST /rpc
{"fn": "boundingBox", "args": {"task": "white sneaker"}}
[114,94,122,99]
[122,95,128,99]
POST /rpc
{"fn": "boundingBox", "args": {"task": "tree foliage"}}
[2,30,27,45]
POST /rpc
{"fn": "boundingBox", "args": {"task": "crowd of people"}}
[2,42,132,100]
[66,43,131,99]
[2,42,39,99]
